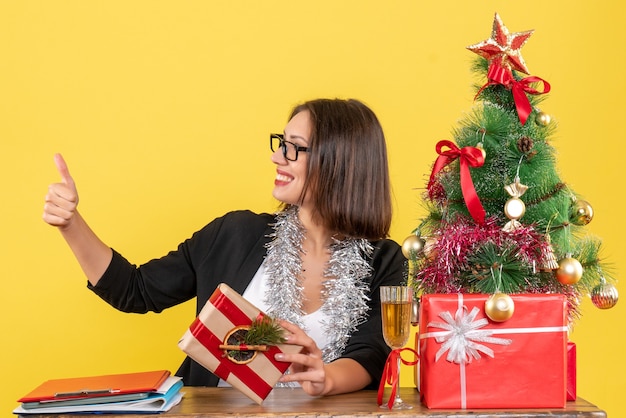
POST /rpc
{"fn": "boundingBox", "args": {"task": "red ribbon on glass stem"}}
[477,63,551,125]
[427,140,486,225]
[377,347,419,409]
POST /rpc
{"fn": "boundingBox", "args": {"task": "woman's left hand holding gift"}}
[274,320,370,396]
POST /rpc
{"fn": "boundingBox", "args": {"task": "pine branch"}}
[244,316,286,346]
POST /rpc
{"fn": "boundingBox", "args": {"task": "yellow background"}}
[1,1,624,415]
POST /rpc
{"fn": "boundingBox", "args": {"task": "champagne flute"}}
[380,285,413,409]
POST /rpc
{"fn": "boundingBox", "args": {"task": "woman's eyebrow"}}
[286,133,308,142]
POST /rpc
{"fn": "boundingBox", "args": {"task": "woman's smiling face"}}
[271,110,312,207]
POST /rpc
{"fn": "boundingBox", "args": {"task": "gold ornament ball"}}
[476,142,487,160]
[556,257,583,285]
[485,293,515,322]
[591,281,619,309]
[535,112,551,127]
[570,200,594,226]
[402,235,425,259]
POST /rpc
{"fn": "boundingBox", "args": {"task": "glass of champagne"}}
[380,285,413,409]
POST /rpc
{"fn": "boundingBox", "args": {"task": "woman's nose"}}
[271,148,287,164]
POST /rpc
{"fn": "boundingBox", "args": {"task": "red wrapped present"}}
[178,283,302,404]
[567,341,576,401]
[418,293,567,409]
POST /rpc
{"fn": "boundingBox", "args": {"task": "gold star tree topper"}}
[467,13,534,74]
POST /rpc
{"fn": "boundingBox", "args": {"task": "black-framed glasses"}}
[270,133,310,161]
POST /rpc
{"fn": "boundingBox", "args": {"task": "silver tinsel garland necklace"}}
[263,207,373,363]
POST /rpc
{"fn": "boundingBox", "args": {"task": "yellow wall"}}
[1,1,624,415]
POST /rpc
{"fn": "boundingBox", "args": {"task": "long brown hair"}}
[285,98,392,240]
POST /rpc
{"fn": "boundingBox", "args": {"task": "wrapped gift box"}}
[418,293,567,409]
[178,283,302,404]
[567,341,576,401]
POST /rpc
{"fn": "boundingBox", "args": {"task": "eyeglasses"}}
[270,133,310,161]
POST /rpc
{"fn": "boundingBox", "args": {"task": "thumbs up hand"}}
[43,153,79,228]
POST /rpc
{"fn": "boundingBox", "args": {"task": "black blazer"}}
[89,210,405,388]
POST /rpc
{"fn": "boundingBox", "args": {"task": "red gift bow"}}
[377,347,419,409]
[477,62,551,125]
[427,140,486,224]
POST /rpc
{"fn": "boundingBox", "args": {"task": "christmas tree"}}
[405,13,618,324]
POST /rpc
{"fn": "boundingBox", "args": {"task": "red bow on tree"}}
[478,62,551,125]
[427,140,486,225]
